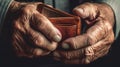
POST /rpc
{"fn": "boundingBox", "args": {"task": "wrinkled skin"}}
[53,2,115,64]
[6,1,62,58]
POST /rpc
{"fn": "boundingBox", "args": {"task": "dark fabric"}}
[43,0,90,13]
[0,0,13,35]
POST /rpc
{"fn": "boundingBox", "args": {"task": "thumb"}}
[73,3,99,24]
[61,34,89,50]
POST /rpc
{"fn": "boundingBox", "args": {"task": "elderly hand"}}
[6,1,62,58]
[53,2,115,64]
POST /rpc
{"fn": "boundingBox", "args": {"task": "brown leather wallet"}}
[37,4,81,41]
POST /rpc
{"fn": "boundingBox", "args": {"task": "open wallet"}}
[37,4,81,41]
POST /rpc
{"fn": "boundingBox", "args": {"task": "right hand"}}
[53,2,115,64]
[7,1,62,58]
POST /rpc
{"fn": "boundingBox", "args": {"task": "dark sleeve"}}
[0,0,13,34]
[93,0,120,39]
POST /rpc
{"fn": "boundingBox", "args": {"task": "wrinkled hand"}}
[7,1,62,58]
[53,2,115,64]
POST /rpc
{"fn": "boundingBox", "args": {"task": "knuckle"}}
[33,48,50,57]
[33,34,44,46]
[21,5,36,14]
[33,48,42,56]
[67,38,77,49]
[104,21,113,31]
[107,31,115,44]
[14,22,25,33]
[48,42,57,51]
[22,7,30,14]
[14,21,20,30]
[85,47,94,63]
[36,19,47,31]
[109,35,114,44]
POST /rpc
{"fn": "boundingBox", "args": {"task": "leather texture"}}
[37,4,81,41]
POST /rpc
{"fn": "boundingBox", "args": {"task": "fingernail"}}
[53,52,61,57]
[62,43,70,49]
[53,35,61,42]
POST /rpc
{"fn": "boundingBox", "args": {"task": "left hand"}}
[53,2,115,64]
[4,1,62,58]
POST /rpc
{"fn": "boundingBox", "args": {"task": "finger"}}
[12,29,51,57]
[55,44,111,64]
[12,30,34,58]
[84,31,114,63]
[73,3,98,24]
[53,49,85,60]
[53,49,85,59]
[54,40,109,60]
[61,34,88,49]
[13,10,58,51]
[87,31,114,54]
[62,19,113,49]
[31,13,62,42]
[54,31,114,60]
[83,45,111,64]
[61,48,109,64]
[26,28,58,51]
[33,48,50,57]
[91,45,111,61]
